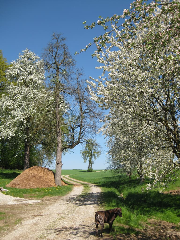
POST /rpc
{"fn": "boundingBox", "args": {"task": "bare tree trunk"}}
[24,142,30,170]
[55,82,63,186]
[55,128,62,186]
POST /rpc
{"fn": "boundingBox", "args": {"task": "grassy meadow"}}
[0,168,180,236]
[65,169,180,234]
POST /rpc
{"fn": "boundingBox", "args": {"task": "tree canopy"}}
[42,33,101,185]
[81,139,101,171]
[83,0,180,187]
[0,49,53,169]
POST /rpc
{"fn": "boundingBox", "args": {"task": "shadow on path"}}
[68,191,101,206]
[50,225,96,238]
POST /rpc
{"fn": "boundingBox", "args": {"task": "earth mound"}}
[6,166,66,188]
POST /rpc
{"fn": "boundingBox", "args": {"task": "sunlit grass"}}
[67,168,180,229]
[66,169,118,184]
[3,185,73,199]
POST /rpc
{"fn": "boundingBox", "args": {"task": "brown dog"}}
[95,208,122,237]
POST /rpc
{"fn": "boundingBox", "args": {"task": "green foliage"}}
[0,49,57,169]
[80,139,101,171]
[87,168,93,172]
[0,138,48,170]
[0,169,22,187]
[0,50,10,96]
[0,137,24,169]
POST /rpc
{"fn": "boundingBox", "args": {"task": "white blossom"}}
[0,49,63,140]
[87,1,180,187]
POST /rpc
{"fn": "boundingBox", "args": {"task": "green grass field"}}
[65,169,180,233]
[0,168,180,235]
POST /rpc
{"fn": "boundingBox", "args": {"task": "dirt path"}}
[1,177,102,240]
[2,176,180,240]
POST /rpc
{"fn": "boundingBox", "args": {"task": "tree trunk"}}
[137,160,144,182]
[55,131,62,186]
[88,158,93,171]
[55,82,63,186]
[24,125,30,170]
[88,161,92,170]
[24,140,30,170]
[127,170,132,179]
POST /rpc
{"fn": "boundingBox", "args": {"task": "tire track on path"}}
[61,175,93,185]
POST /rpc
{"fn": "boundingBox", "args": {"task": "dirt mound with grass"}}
[6,166,66,189]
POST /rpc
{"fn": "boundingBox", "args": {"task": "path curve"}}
[2,176,102,240]
[61,175,94,185]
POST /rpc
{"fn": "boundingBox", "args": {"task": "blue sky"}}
[1,0,133,170]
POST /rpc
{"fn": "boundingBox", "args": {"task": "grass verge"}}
[66,169,180,234]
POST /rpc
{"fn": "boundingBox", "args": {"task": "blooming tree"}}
[83,0,180,186]
[0,49,54,169]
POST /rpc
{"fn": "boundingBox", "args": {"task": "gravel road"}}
[1,176,102,240]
